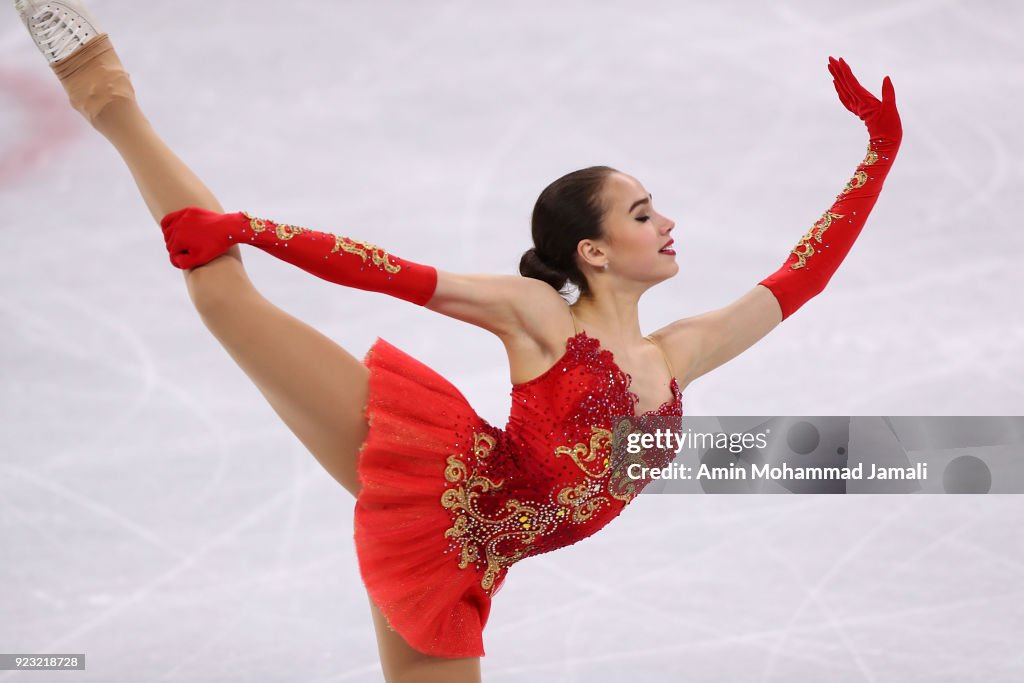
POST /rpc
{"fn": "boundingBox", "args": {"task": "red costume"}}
[355,309,681,656]
[158,56,901,658]
[159,205,683,656]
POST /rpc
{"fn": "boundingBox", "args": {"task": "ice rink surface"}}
[2,1,1023,680]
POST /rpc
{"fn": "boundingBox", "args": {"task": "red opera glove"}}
[759,56,902,320]
[160,207,438,306]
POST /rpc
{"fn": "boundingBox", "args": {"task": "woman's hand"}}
[161,207,236,269]
[828,56,902,144]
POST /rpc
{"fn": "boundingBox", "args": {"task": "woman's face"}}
[587,171,678,285]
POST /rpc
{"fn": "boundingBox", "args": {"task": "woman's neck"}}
[570,293,644,347]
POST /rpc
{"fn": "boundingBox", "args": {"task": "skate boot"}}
[15,0,103,63]
[14,0,134,125]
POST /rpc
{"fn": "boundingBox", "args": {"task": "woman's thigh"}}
[184,251,368,497]
[367,595,482,683]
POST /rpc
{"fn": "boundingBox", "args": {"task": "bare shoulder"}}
[425,271,578,385]
[498,278,577,385]
[648,285,782,389]
[505,277,575,349]
[484,276,575,386]
[646,318,703,390]
[426,270,573,362]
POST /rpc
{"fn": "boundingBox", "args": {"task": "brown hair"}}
[518,165,617,300]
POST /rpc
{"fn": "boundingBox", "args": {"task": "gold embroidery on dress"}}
[553,426,613,478]
[441,432,550,592]
[608,419,646,502]
[550,425,616,521]
[332,236,402,273]
[555,481,611,522]
[441,424,655,590]
[607,417,680,502]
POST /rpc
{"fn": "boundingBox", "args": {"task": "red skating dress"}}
[352,311,683,658]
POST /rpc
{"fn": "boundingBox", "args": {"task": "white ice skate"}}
[14,0,103,64]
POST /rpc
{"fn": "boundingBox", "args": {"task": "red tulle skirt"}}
[353,337,502,659]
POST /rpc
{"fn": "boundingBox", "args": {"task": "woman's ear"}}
[576,239,608,270]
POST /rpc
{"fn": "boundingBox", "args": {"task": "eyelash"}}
[636,216,651,222]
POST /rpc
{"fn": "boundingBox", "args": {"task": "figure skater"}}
[15,1,902,681]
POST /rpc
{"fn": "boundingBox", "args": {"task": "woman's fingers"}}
[828,56,842,83]
[837,57,879,103]
[833,58,861,104]
[829,58,856,103]
[833,78,856,113]
[828,58,857,113]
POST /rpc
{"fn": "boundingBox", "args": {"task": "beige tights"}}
[50,33,223,223]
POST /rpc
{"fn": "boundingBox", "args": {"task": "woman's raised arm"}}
[654,57,903,387]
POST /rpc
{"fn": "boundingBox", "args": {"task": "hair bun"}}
[519,247,568,293]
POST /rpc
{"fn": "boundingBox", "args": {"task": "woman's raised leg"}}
[32,22,373,495]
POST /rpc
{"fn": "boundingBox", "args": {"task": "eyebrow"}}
[628,194,652,213]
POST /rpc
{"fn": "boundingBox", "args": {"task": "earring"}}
[602,263,609,270]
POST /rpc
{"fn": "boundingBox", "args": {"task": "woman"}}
[16,1,902,681]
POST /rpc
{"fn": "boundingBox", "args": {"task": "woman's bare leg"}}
[47,30,484,680]
[42,35,368,495]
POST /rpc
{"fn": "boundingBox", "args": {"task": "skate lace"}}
[30,9,90,60]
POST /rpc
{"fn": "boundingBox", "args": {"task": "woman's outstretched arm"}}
[654,57,903,387]
[160,207,564,338]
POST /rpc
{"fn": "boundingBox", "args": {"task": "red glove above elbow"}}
[759,56,903,320]
[160,208,438,306]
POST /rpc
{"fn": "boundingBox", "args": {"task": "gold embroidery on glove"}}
[332,236,402,273]
[241,211,309,240]
[863,144,879,166]
[841,170,869,195]
[274,222,309,240]
[789,210,844,269]
[787,141,881,269]
[242,211,268,234]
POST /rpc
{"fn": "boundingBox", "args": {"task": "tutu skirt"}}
[353,337,503,658]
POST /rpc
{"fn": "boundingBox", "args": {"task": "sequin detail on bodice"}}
[439,331,683,594]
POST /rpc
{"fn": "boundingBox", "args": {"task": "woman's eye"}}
[636,215,651,222]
